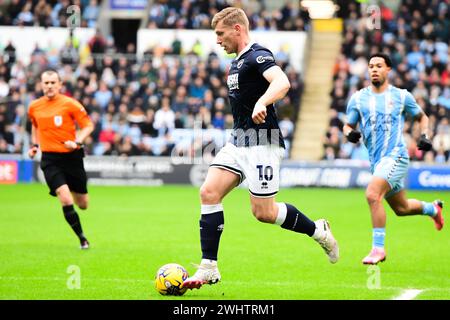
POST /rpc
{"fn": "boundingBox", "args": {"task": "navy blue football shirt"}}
[226,42,286,149]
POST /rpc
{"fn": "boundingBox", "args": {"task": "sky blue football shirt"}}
[346,85,423,171]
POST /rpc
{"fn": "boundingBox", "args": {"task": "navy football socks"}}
[199,210,224,261]
[280,203,316,237]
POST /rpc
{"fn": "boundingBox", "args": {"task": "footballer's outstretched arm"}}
[252,66,290,124]
[258,65,291,106]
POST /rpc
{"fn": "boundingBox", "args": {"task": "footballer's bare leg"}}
[200,167,240,205]
[250,195,339,263]
[56,184,74,207]
[73,192,89,210]
[183,167,240,290]
[366,177,391,228]
[362,177,391,264]
[56,185,89,249]
[249,195,278,223]
[387,190,444,230]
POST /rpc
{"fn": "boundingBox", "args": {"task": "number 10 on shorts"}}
[256,165,273,181]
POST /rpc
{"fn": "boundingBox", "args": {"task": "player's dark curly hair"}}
[369,53,392,68]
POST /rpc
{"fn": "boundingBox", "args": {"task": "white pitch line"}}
[393,289,424,300]
[0,276,149,283]
[2,277,446,297]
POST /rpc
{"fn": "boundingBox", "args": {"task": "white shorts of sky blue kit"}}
[372,156,409,198]
[210,143,285,198]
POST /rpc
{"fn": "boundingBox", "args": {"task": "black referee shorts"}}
[40,149,88,197]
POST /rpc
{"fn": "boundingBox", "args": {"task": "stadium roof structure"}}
[301,0,337,19]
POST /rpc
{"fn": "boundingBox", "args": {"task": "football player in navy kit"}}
[183,7,339,290]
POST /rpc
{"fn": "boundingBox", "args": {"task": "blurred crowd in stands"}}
[148,0,311,31]
[0,0,310,31]
[0,0,101,28]
[0,1,304,158]
[324,0,450,164]
[4,0,446,164]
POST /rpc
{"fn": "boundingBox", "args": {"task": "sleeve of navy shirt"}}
[250,47,277,76]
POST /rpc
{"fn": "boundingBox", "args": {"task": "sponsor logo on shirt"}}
[227,73,239,90]
[256,55,274,64]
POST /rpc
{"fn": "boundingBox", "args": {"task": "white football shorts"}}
[210,143,285,198]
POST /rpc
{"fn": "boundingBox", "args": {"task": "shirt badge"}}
[54,115,63,127]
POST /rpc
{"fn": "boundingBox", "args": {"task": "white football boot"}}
[312,219,339,264]
[182,259,221,290]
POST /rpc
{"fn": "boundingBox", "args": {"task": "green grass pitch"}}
[0,183,449,300]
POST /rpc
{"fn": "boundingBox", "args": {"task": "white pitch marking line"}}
[0,276,149,283]
[393,289,424,300]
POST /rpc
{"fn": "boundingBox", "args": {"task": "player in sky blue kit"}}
[343,53,444,265]
[182,7,339,290]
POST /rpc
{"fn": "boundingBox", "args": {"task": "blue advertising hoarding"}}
[408,165,450,190]
[110,0,147,10]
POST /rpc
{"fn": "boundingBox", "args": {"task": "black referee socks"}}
[62,205,86,241]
